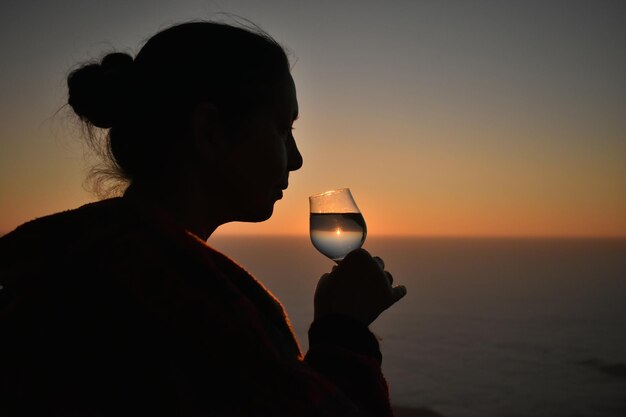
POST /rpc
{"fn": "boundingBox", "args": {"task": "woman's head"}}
[68,20,297,189]
[67,20,302,227]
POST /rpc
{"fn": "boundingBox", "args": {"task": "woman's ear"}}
[191,102,225,162]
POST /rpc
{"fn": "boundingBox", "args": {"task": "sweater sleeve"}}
[305,315,393,417]
[121,260,394,417]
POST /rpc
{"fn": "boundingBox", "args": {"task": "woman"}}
[0,21,406,416]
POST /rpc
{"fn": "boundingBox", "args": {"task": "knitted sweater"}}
[0,198,393,416]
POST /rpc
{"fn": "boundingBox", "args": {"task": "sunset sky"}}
[1,0,625,237]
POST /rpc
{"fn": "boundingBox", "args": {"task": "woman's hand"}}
[313,248,407,326]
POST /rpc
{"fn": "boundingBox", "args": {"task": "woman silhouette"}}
[0,21,406,416]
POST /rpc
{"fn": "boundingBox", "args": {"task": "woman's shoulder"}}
[0,197,213,328]
[2,197,124,236]
[0,198,127,266]
[0,196,227,281]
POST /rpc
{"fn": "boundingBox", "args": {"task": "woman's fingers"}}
[317,248,407,324]
[373,256,395,286]
[391,285,407,303]
[344,251,396,290]
[373,256,385,270]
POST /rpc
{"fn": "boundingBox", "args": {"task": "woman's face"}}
[216,73,302,223]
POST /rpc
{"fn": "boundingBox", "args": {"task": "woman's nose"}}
[287,134,303,171]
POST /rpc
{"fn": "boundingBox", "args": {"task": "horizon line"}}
[2,230,625,239]
[211,233,626,239]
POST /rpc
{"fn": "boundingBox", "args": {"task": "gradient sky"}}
[1,0,625,237]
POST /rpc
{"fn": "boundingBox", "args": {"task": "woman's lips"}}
[275,181,288,199]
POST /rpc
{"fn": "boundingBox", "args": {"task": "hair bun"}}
[67,52,134,128]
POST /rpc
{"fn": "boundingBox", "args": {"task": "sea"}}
[209,235,626,417]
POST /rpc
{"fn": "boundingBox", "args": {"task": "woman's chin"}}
[238,204,275,223]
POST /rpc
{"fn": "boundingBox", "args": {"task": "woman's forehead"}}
[272,74,298,119]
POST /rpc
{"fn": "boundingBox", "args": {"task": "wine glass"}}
[309,188,367,262]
